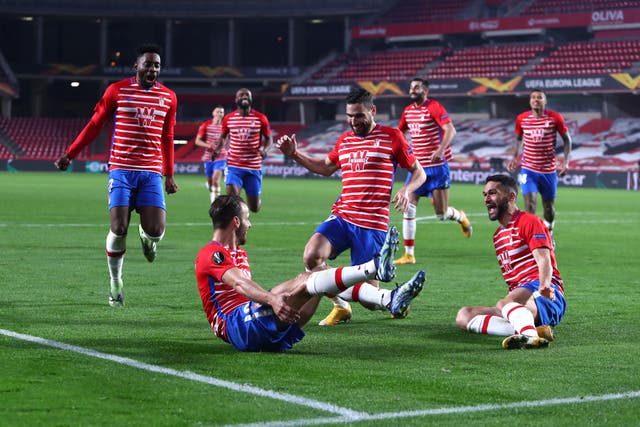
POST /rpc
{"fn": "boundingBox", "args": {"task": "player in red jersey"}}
[212,88,271,213]
[55,44,179,307]
[277,88,426,325]
[455,174,566,349]
[394,78,472,266]
[195,106,226,203]
[195,195,425,352]
[507,89,572,234]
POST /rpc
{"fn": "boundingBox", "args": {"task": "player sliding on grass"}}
[55,44,178,307]
[455,174,566,349]
[195,195,425,352]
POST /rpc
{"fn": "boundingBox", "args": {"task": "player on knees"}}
[195,195,426,352]
[455,174,566,349]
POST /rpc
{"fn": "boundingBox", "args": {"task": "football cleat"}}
[108,281,124,307]
[375,226,399,282]
[390,308,410,319]
[139,224,157,263]
[502,334,550,350]
[394,253,416,265]
[536,325,555,342]
[388,270,426,318]
[459,210,473,238]
[318,305,352,326]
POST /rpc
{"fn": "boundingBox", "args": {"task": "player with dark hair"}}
[277,87,426,325]
[195,105,226,203]
[455,174,565,349]
[212,88,271,213]
[195,195,426,352]
[394,77,472,266]
[55,43,178,307]
[507,89,572,235]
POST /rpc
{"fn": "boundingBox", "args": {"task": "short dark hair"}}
[411,77,429,88]
[486,174,518,195]
[209,195,245,229]
[136,44,162,59]
[346,87,373,109]
[530,88,545,96]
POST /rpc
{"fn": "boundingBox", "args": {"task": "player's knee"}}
[455,307,471,330]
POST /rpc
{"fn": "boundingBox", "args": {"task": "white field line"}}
[0,329,366,419]
[2,328,639,426]
[226,390,640,427]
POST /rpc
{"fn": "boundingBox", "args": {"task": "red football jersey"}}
[197,119,226,162]
[515,109,568,173]
[328,124,416,232]
[195,241,252,343]
[398,99,453,166]
[66,77,177,175]
[222,110,271,170]
[493,210,564,294]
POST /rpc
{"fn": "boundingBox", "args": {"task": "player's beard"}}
[487,197,509,221]
[410,93,424,104]
[237,99,251,110]
[350,118,372,137]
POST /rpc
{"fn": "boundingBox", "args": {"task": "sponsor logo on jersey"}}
[136,106,156,127]
[349,150,369,171]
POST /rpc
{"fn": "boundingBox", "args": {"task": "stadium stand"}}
[332,48,444,83]
[378,0,471,23]
[428,43,550,80]
[527,40,640,77]
[523,0,640,15]
[0,118,92,160]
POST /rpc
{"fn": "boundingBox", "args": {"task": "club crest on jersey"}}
[349,150,369,172]
[136,106,156,127]
[212,251,225,264]
[159,97,165,107]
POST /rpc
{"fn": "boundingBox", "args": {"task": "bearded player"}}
[455,174,565,349]
[277,88,426,325]
[55,44,178,307]
[212,88,271,213]
[394,77,472,266]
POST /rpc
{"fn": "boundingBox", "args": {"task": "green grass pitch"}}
[1,172,639,426]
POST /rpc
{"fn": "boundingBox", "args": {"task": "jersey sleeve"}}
[390,128,417,169]
[397,109,409,132]
[328,133,345,166]
[430,101,452,127]
[552,111,569,135]
[161,89,177,176]
[199,244,237,282]
[196,120,209,138]
[66,83,117,159]
[515,114,524,137]
[260,113,272,137]
[520,214,553,251]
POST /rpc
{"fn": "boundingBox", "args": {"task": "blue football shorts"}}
[518,167,557,201]
[225,166,262,197]
[107,169,166,211]
[517,280,566,327]
[204,160,227,177]
[225,301,305,352]
[405,163,451,197]
[314,214,386,265]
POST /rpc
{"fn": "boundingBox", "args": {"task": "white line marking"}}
[2,328,639,426]
[0,329,366,419]
[225,390,640,427]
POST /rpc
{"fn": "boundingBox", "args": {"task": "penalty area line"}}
[0,328,366,420]
[226,390,640,427]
